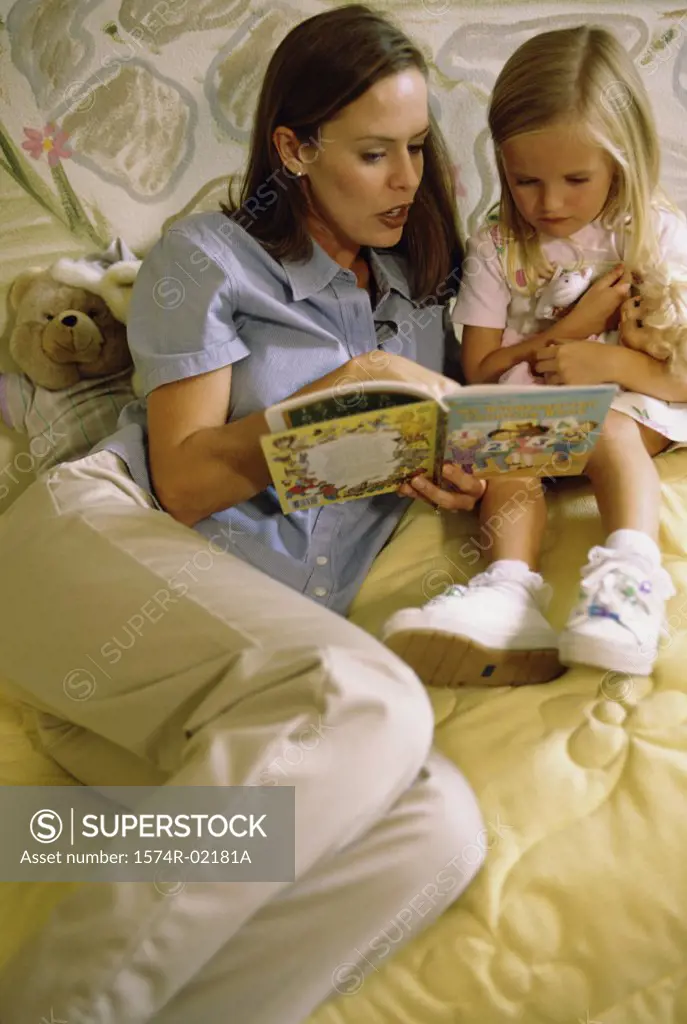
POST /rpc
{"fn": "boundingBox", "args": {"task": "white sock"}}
[486,559,537,580]
[605,529,661,567]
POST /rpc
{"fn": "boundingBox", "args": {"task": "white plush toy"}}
[535,266,593,320]
[51,238,142,324]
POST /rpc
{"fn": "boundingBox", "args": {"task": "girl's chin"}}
[538,217,579,235]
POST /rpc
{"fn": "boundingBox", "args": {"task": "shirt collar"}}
[281,241,343,301]
[281,241,412,303]
[368,248,412,302]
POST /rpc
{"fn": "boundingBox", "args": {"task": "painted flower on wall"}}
[21,122,73,167]
[0,117,107,247]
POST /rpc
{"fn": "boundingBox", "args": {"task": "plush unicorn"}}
[535,266,594,320]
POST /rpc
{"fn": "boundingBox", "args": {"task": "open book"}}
[260,378,618,514]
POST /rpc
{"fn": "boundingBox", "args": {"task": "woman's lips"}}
[377,205,410,227]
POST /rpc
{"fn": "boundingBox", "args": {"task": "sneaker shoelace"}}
[577,546,675,624]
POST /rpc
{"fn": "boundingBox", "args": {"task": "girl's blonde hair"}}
[488,25,669,292]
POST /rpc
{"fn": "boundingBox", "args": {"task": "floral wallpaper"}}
[0,0,686,336]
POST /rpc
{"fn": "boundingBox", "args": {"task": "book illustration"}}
[282,390,422,428]
[262,401,440,512]
[445,415,600,477]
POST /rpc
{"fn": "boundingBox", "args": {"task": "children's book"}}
[260,379,618,513]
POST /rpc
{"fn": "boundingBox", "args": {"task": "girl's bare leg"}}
[477,476,547,569]
[584,412,669,539]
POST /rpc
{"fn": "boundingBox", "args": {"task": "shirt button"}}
[316,556,328,566]
[314,586,328,598]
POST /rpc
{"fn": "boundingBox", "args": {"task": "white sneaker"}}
[558,546,675,675]
[380,563,562,688]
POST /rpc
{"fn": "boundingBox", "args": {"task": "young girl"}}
[382,25,687,688]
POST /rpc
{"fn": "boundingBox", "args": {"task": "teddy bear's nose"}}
[61,314,78,327]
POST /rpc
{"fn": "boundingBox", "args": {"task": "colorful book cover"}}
[442,385,617,478]
[260,399,440,513]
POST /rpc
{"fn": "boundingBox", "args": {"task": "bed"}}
[1,1,686,1020]
[2,455,687,1022]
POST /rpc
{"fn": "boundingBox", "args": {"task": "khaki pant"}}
[0,450,483,1024]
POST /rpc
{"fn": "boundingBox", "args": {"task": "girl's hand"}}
[533,339,617,385]
[525,330,564,372]
[558,264,632,338]
[399,463,487,512]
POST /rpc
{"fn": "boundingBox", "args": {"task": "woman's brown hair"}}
[222,4,461,300]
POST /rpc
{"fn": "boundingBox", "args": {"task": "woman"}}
[0,7,485,1023]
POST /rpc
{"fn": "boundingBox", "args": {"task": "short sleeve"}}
[452,230,511,329]
[656,207,687,274]
[127,226,250,396]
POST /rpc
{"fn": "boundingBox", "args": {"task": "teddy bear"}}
[1,239,140,475]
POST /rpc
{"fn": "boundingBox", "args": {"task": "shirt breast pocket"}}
[375,321,399,349]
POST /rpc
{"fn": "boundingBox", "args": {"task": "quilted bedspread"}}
[2,452,686,1023]
[305,451,687,1024]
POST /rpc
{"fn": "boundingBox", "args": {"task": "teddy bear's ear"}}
[8,268,44,311]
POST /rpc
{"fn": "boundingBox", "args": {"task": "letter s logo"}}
[30,809,64,844]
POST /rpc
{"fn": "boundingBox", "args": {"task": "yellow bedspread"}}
[2,453,687,1023]
[306,452,687,1024]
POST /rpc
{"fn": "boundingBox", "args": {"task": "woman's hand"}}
[399,463,486,512]
[558,264,632,339]
[533,339,617,386]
